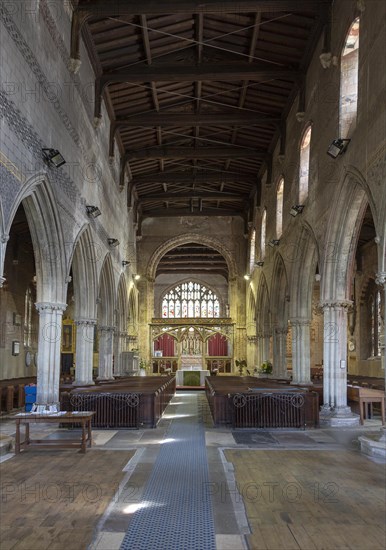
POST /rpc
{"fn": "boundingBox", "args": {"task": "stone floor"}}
[0,391,385,550]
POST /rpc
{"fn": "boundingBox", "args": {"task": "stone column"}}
[97,326,115,380]
[113,331,128,376]
[375,273,386,383]
[273,327,288,378]
[35,302,66,404]
[73,319,96,386]
[320,301,359,426]
[290,318,312,385]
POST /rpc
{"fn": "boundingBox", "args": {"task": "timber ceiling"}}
[70,0,332,233]
[156,243,229,279]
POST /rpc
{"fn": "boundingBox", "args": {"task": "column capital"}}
[99,325,115,333]
[274,327,288,335]
[35,301,67,313]
[118,331,128,338]
[320,300,353,311]
[290,318,311,327]
[0,276,6,288]
[1,234,9,243]
[375,272,386,288]
[75,318,97,327]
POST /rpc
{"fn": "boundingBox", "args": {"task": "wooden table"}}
[347,386,385,425]
[14,412,95,454]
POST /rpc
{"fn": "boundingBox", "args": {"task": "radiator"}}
[70,392,140,428]
[231,392,306,429]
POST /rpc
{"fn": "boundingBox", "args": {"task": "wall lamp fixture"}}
[327,138,351,158]
[290,205,304,217]
[42,148,66,168]
[108,238,119,247]
[86,205,101,218]
[255,261,264,267]
[268,239,280,248]
[122,260,130,267]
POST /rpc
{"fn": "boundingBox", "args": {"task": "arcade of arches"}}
[0,4,385,427]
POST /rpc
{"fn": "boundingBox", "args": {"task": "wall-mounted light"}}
[42,148,66,168]
[327,138,351,158]
[108,238,119,247]
[290,205,304,217]
[122,260,130,267]
[244,274,250,281]
[268,239,280,248]
[255,261,264,267]
[86,205,101,218]
[134,274,141,280]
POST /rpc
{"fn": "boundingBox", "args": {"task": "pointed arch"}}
[5,173,67,304]
[256,273,270,336]
[71,225,98,320]
[117,274,129,332]
[246,286,256,336]
[98,254,116,326]
[146,233,237,280]
[270,253,289,328]
[321,169,376,302]
[289,223,319,319]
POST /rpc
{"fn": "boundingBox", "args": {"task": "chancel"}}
[0,2,385,549]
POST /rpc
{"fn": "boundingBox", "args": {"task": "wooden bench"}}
[347,385,385,425]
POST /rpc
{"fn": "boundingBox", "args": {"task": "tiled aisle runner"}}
[120,392,216,550]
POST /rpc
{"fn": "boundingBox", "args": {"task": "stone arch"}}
[127,286,138,337]
[270,253,289,326]
[246,286,256,335]
[98,254,116,326]
[289,222,319,319]
[5,173,67,304]
[117,274,128,332]
[321,168,375,302]
[256,273,270,364]
[146,233,238,280]
[71,225,98,320]
[0,197,5,285]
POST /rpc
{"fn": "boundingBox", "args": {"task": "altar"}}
[176,368,210,387]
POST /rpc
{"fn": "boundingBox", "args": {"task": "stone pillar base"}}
[72,380,95,387]
[359,429,386,459]
[290,380,313,386]
[96,376,115,382]
[320,406,360,427]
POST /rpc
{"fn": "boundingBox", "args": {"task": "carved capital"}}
[290,318,311,327]
[0,276,6,288]
[35,301,67,313]
[99,325,115,334]
[375,272,386,288]
[75,319,97,327]
[320,300,353,311]
[1,234,9,243]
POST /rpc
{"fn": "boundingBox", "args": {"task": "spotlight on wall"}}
[42,148,66,168]
[244,274,250,281]
[255,261,264,267]
[327,138,351,158]
[86,205,101,218]
[122,260,130,267]
[290,205,304,217]
[134,274,141,280]
[268,239,280,248]
[108,238,119,247]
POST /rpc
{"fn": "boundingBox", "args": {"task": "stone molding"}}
[320,300,353,310]
[98,325,115,333]
[75,319,97,327]
[35,302,67,313]
[290,318,311,326]
[375,272,386,288]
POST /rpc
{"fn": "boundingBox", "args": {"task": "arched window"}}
[161,281,220,318]
[340,18,360,138]
[249,228,256,272]
[276,178,284,238]
[299,125,311,204]
[261,209,267,259]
